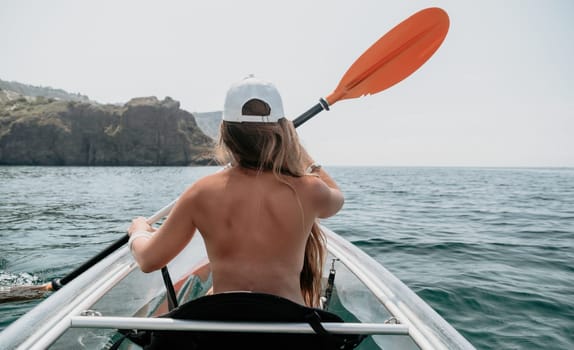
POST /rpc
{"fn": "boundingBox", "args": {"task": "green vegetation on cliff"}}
[0,78,89,102]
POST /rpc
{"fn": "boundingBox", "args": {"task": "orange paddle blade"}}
[325,7,450,105]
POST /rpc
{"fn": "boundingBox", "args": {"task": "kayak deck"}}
[0,227,475,350]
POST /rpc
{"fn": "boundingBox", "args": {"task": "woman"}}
[128,76,343,307]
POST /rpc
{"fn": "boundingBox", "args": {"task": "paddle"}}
[294,7,449,127]
[5,7,449,299]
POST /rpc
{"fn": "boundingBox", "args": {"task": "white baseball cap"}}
[222,75,285,123]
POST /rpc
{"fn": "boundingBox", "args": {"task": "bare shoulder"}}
[296,174,331,196]
[296,174,344,219]
[179,171,227,202]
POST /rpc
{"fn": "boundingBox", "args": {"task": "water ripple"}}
[1,166,573,349]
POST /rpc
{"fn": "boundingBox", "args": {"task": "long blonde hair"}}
[216,111,326,307]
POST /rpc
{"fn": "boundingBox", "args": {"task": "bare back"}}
[129,165,342,306]
[190,167,323,304]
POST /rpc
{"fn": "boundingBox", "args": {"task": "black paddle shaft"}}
[51,234,129,290]
[293,98,329,128]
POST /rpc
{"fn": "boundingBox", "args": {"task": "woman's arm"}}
[311,168,344,218]
[301,147,344,218]
[128,187,198,273]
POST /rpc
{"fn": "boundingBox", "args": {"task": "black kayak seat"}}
[125,292,365,350]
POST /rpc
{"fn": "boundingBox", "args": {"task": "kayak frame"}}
[0,226,474,350]
[0,246,137,350]
[324,228,475,350]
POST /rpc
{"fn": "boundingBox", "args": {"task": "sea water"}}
[0,166,572,349]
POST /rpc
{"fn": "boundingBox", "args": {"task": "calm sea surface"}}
[1,166,573,349]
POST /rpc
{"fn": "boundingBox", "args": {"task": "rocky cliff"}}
[0,94,215,166]
[193,111,222,140]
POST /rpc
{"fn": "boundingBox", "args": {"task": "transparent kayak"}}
[0,225,475,350]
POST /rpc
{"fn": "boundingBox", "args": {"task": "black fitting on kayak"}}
[292,98,330,128]
[51,278,63,291]
[161,267,179,311]
[322,258,339,311]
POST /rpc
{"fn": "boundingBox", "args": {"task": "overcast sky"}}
[1,0,573,166]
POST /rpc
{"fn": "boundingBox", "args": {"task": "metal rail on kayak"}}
[71,316,409,335]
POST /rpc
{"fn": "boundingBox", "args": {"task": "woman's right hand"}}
[128,216,153,236]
